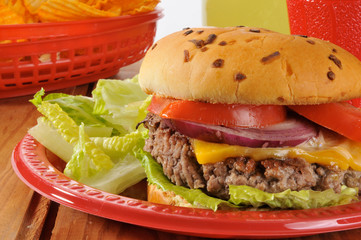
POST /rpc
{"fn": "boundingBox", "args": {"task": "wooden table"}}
[1,62,361,240]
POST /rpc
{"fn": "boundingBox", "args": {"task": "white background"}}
[155,0,205,41]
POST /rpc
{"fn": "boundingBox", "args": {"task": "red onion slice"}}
[166,117,318,148]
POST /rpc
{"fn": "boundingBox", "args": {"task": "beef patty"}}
[143,113,361,200]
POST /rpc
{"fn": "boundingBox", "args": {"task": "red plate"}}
[12,134,361,239]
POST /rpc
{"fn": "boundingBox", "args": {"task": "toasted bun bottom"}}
[147,184,259,211]
[147,184,194,208]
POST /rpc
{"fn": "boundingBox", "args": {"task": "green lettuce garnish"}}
[29,76,150,194]
[92,78,150,135]
[64,124,145,194]
[35,100,81,145]
[229,185,358,209]
[41,92,113,137]
[91,130,147,159]
[44,94,109,128]
[28,117,74,162]
[64,123,114,178]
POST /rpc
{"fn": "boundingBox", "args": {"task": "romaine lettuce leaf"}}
[31,89,114,137]
[91,129,147,159]
[28,117,74,162]
[65,124,114,178]
[44,93,107,127]
[64,124,145,194]
[229,185,358,209]
[29,76,150,194]
[92,78,150,135]
[35,101,81,145]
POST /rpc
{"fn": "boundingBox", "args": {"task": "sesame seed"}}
[218,41,227,46]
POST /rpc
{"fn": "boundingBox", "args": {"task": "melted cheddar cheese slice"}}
[192,130,361,171]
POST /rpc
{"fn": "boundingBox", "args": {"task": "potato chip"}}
[1,0,38,23]
[80,0,108,10]
[0,4,25,24]
[37,0,118,22]
[1,0,159,25]
[39,52,60,62]
[5,0,27,16]
[23,0,46,14]
[124,3,158,15]
[104,0,159,15]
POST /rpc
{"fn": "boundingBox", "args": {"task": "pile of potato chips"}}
[0,0,160,24]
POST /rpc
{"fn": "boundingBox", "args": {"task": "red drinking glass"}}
[287,0,361,60]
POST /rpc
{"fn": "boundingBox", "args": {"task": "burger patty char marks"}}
[143,113,361,200]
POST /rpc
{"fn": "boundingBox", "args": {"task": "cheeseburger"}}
[137,27,361,210]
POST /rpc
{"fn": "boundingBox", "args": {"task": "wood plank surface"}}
[0,93,44,240]
[0,85,89,240]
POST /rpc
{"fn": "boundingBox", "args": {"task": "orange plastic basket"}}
[0,9,163,99]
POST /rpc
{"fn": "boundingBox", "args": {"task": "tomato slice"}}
[289,103,361,142]
[148,96,287,128]
[147,95,175,115]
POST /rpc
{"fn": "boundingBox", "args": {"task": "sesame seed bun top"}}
[139,27,361,105]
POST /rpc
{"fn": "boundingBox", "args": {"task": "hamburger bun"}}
[147,184,263,210]
[139,27,361,105]
[147,184,193,207]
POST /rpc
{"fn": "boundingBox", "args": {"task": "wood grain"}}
[51,205,210,240]
[0,85,89,240]
[0,94,43,240]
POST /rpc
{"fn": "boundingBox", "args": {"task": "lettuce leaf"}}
[136,149,236,211]
[44,93,107,127]
[29,76,150,194]
[28,117,74,162]
[44,93,114,137]
[91,130,147,159]
[64,124,145,194]
[65,124,113,178]
[35,101,81,145]
[229,185,358,209]
[92,78,149,135]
